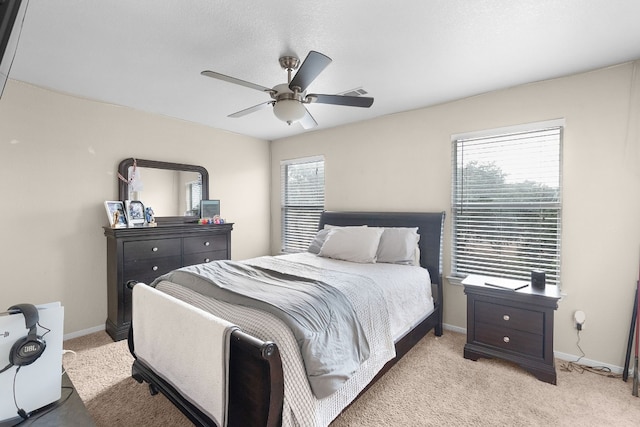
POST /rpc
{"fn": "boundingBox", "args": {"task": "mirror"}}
[118,158,209,224]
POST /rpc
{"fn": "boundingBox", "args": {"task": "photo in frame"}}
[200,199,220,219]
[104,201,128,228]
[125,200,146,225]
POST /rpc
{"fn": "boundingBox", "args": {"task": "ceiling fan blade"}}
[201,70,273,93]
[299,108,318,129]
[307,94,374,108]
[289,51,332,92]
[228,101,273,118]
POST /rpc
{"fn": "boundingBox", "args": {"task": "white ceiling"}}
[9,0,640,141]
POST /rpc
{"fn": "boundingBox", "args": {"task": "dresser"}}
[462,275,561,384]
[103,223,233,341]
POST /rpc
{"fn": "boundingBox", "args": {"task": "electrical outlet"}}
[574,310,586,330]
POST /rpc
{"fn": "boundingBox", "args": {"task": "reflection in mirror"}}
[118,158,209,223]
[126,168,202,217]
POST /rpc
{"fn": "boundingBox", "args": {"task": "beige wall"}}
[0,80,271,336]
[2,61,639,368]
[271,62,640,368]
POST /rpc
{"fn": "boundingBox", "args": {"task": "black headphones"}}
[0,304,46,374]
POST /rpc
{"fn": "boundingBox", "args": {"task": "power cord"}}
[61,349,77,376]
[559,328,621,378]
[9,385,75,426]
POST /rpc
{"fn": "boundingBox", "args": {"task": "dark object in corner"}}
[0,0,25,100]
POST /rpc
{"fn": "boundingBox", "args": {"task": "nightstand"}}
[462,275,561,385]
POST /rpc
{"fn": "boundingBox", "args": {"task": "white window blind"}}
[281,157,325,253]
[186,178,202,216]
[452,127,562,285]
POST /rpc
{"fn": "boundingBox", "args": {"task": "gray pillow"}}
[376,227,420,265]
[307,229,331,254]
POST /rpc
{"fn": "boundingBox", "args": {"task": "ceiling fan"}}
[201,51,374,129]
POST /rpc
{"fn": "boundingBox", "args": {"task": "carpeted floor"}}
[62,330,640,426]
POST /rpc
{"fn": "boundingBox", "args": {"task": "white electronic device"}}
[0,302,64,423]
[574,310,586,327]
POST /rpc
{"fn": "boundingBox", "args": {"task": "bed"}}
[127,211,445,427]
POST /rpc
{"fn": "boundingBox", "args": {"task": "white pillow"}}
[307,225,366,254]
[376,227,420,265]
[318,227,384,263]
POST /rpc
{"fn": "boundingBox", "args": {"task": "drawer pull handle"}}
[152,266,158,271]
[503,314,510,321]
[204,241,210,246]
[152,247,158,252]
[204,258,210,263]
[503,336,510,343]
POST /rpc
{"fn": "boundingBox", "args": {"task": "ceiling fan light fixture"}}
[273,99,306,125]
[201,51,372,129]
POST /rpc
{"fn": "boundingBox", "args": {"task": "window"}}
[451,125,562,285]
[281,156,325,253]
[185,177,202,216]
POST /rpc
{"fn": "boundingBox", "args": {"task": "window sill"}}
[446,275,465,286]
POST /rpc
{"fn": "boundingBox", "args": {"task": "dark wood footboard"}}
[227,330,283,426]
[130,328,283,427]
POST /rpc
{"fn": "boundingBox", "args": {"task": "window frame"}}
[450,120,563,286]
[280,156,325,253]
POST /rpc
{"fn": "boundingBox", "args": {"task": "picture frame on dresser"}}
[125,200,146,225]
[200,199,220,219]
[104,201,128,228]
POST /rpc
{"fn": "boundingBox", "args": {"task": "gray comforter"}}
[151,257,377,398]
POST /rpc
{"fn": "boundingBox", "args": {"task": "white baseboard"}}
[553,350,628,375]
[442,323,627,376]
[63,324,105,341]
[62,323,632,377]
[443,323,466,334]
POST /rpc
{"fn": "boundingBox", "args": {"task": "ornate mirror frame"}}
[117,158,209,224]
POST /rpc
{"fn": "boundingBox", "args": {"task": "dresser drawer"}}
[183,250,228,266]
[475,322,544,359]
[183,235,227,255]
[475,300,543,335]
[124,255,182,280]
[124,238,182,260]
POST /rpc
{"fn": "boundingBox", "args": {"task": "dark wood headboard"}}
[318,211,446,287]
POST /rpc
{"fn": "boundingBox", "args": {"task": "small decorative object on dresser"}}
[104,201,128,228]
[144,206,156,226]
[125,200,146,226]
[462,274,561,385]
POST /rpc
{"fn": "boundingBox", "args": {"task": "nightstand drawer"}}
[124,238,182,260]
[475,322,544,359]
[475,300,543,335]
[183,235,227,254]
